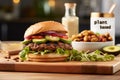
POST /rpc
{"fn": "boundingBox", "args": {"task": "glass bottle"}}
[62,3,79,38]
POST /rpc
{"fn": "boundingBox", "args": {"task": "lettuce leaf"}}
[19,46,30,60]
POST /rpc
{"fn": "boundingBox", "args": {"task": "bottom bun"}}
[27,53,69,62]
[28,57,67,62]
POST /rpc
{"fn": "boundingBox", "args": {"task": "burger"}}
[19,21,73,62]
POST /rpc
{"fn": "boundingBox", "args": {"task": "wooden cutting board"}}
[0,55,120,74]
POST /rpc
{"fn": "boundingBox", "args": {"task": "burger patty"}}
[26,42,73,51]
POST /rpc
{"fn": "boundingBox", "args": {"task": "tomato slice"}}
[49,33,68,39]
[60,36,68,39]
[25,36,32,40]
[31,36,43,39]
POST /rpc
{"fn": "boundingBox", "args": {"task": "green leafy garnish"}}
[41,50,52,55]
[19,46,30,60]
[19,46,115,62]
[56,48,72,55]
[67,49,115,62]
[56,48,65,54]
[88,50,114,61]
[19,48,52,60]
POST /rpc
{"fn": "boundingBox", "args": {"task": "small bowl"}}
[72,41,114,52]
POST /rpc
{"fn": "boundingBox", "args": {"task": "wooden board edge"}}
[13,62,114,74]
[0,62,15,71]
[0,61,119,74]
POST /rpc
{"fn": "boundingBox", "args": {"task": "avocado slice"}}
[60,38,72,44]
[45,36,60,42]
[102,46,120,56]
[32,39,46,44]
[22,40,31,45]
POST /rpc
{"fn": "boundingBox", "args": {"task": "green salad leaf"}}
[56,48,72,55]
[19,46,30,60]
[67,49,115,62]
[56,48,65,54]
[41,50,52,55]
[19,46,115,62]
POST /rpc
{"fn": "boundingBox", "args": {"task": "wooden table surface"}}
[0,71,120,80]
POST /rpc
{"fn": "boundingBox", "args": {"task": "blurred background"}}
[0,0,120,44]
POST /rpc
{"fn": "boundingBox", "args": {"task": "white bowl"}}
[72,41,114,52]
